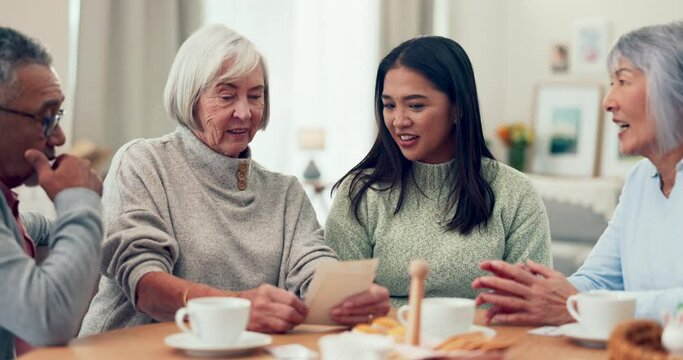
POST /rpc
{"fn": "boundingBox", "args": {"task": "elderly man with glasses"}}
[0,27,104,359]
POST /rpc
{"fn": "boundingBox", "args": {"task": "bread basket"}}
[608,320,681,360]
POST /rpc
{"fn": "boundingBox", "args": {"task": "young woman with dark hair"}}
[325,36,551,305]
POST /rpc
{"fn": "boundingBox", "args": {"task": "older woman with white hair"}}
[79,24,389,335]
[472,21,683,325]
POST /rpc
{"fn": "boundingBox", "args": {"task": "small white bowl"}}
[319,332,394,360]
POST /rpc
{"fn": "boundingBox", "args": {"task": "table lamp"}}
[298,128,325,182]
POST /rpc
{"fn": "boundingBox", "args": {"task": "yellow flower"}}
[497,122,534,147]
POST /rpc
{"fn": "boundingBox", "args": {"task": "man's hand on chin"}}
[24,149,103,200]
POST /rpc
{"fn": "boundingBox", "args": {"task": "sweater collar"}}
[411,159,455,193]
[174,125,252,191]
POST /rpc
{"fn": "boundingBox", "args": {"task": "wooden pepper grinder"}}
[406,260,430,346]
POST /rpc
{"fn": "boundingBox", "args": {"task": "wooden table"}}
[20,311,606,359]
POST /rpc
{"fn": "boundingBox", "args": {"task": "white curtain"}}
[202,0,381,185]
[380,0,434,55]
[72,0,434,184]
[12,0,436,216]
[72,0,202,152]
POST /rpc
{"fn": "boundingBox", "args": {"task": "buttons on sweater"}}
[237,161,249,191]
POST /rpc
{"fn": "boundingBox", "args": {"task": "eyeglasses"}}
[0,105,63,136]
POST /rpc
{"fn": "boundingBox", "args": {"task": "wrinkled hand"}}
[24,150,102,199]
[237,284,307,333]
[330,284,390,325]
[471,259,578,326]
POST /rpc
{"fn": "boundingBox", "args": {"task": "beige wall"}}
[448,0,509,158]
[449,0,683,162]
[0,0,71,84]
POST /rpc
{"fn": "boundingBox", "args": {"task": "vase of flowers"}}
[497,122,534,172]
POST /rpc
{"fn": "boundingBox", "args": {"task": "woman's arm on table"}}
[136,272,308,333]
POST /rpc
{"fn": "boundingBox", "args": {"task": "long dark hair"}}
[333,36,496,235]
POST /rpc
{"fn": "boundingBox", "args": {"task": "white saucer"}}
[421,325,497,348]
[164,331,272,357]
[559,323,608,348]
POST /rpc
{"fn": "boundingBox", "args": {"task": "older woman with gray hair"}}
[79,24,389,335]
[472,21,683,325]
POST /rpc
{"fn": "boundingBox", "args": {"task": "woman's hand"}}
[237,284,308,333]
[136,273,306,333]
[330,284,391,325]
[471,259,578,326]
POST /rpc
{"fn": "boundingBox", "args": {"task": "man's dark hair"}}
[0,27,52,100]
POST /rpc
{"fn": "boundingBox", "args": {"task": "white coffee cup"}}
[566,290,636,339]
[175,297,251,346]
[397,297,475,339]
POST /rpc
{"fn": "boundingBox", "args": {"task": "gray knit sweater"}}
[325,159,552,306]
[0,188,102,360]
[79,125,337,335]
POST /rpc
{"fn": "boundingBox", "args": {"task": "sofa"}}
[527,174,624,276]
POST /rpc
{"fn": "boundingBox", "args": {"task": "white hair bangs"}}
[164,24,269,131]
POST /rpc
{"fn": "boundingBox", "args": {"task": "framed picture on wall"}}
[531,83,603,177]
[572,18,611,74]
[600,116,641,178]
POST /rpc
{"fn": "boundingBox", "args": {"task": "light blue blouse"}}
[569,158,683,321]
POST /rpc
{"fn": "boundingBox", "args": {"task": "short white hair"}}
[608,21,683,153]
[163,24,269,131]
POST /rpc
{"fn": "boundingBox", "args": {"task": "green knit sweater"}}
[324,158,551,306]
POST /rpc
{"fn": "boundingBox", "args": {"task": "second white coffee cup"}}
[397,297,475,339]
[566,290,636,339]
[175,297,251,346]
